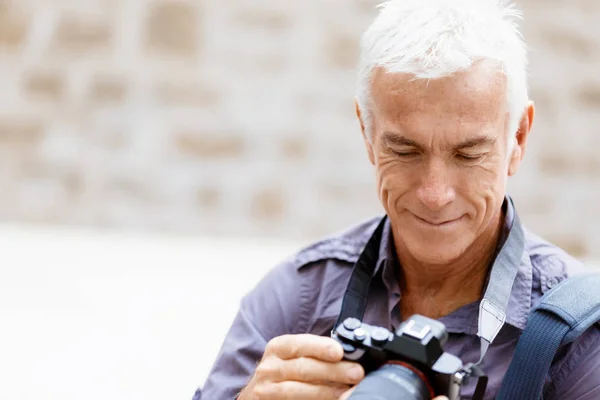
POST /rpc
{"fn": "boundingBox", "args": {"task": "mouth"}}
[412,214,463,227]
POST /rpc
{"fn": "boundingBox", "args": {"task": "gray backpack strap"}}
[497,272,600,400]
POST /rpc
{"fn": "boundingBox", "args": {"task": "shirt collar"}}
[376,196,532,332]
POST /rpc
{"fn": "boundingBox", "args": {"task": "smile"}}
[412,214,463,228]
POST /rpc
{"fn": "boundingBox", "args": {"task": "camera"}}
[331,315,484,400]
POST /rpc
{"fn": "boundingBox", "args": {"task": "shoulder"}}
[546,324,600,399]
[524,228,589,296]
[523,230,600,398]
[288,215,383,269]
[240,216,383,338]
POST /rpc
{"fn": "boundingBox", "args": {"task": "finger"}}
[339,386,355,400]
[433,397,449,400]
[278,357,364,385]
[257,381,350,400]
[266,334,344,362]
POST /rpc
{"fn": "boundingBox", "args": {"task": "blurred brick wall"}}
[0,0,598,259]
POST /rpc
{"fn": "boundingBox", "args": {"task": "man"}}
[197,0,600,399]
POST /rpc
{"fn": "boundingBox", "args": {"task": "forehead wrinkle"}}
[370,65,508,121]
[370,65,509,148]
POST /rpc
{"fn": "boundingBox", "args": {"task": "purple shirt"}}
[197,207,600,399]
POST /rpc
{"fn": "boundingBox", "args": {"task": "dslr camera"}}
[331,315,486,400]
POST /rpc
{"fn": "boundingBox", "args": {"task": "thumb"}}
[433,397,449,400]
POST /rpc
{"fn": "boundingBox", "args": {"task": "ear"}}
[508,101,535,176]
[355,98,376,166]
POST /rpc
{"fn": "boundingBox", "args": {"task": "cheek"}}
[458,161,507,217]
[375,157,412,207]
[462,167,502,192]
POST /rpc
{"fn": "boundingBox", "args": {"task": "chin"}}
[402,235,472,265]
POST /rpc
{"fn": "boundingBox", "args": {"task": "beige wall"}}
[0,0,599,259]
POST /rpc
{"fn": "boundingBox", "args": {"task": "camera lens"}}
[347,363,433,400]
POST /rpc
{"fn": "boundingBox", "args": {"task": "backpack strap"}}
[496,272,600,400]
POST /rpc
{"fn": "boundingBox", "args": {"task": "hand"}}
[238,334,365,400]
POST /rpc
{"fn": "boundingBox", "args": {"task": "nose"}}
[415,159,456,212]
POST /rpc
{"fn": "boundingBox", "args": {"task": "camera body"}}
[332,315,473,400]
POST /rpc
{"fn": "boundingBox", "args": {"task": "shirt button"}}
[547,276,560,289]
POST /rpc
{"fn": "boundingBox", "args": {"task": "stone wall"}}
[0,0,599,259]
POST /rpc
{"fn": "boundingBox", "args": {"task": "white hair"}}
[357,0,529,152]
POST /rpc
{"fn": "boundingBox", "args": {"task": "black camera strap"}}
[334,196,526,400]
[333,215,388,330]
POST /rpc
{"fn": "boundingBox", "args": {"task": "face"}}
[357,63,534,265]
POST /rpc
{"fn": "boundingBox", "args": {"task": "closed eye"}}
[456,153,484,162]
[394,151,420,157]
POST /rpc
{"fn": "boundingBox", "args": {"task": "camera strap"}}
[334,197,526,397]
[475,199,525,364]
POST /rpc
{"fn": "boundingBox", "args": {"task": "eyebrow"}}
[382,131,497,151]
[456,136,497,150]
[382,132,420,148]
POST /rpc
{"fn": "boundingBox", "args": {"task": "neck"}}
[396,211,504,320]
